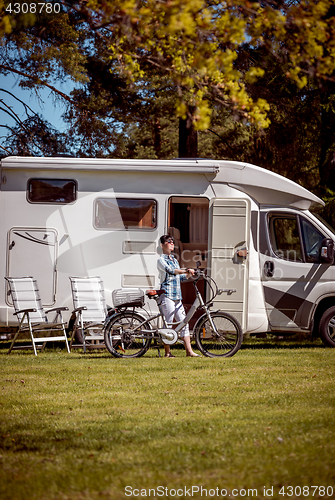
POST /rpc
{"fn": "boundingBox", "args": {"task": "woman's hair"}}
[160,234,174,244]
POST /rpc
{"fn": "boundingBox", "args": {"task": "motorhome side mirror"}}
[320,238,334,264]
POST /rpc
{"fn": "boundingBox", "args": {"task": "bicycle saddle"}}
[146,290,165,297]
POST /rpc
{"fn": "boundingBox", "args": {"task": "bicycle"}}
[104,269,243,358]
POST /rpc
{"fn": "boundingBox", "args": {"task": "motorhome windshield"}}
[313,212,335,235]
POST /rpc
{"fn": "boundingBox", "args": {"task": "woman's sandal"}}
[164,353,176,358]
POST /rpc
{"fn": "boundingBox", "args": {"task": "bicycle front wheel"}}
[104,311,151,358]
[195,312,243,357]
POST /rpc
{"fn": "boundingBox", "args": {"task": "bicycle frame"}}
[104,271,242,358]
[130,274,221,343]
[159,279,208,333]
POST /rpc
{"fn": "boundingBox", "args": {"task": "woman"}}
[157,234,200,357]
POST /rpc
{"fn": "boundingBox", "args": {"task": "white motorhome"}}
[1,156,335,346]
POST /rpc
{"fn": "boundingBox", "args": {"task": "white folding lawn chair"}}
[5,277,70,355]
[69,276,108,352]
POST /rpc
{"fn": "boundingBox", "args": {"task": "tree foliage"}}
[1,0,335,226]
[2,0,335,129]
[79,0,335,129]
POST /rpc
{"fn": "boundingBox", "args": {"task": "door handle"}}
[264,261,274,277]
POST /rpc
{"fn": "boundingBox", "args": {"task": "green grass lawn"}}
[0,342,334,500]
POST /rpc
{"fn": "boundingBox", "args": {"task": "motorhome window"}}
[95,198,157,230]
[270,216,303,261]
[300,218,324,263]
[28,179,76,204]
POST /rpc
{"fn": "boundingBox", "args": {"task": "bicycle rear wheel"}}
[104,311,151,358]
[195,312,242,357]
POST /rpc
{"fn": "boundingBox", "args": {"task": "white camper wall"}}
[0,160,216,326]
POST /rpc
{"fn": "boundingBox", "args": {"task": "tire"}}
[67,314,103,346]
[104,311,151,358]
[74,328,84,344]
[319,306,335,347]
[195,312,243,357]
[67,315,84,345]
[73,328,104,346]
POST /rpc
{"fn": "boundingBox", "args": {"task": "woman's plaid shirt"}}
[157,254,187,300]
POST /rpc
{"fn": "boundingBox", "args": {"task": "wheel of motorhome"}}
[104,311,152,358]
[194,312,243,357]
[72,328,106,346]
[67,316,99,346]
[319,306,335,347]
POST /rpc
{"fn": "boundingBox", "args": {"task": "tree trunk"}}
[153,118,161,157]
[178,106,198,158]
[318,85,335,192]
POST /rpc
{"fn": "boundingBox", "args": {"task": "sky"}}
[0,72,71,139]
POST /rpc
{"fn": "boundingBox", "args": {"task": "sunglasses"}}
[166,239,174,244]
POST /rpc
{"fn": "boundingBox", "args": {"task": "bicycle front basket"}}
[112,288,145,308]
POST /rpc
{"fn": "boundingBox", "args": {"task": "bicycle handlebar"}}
[184,268,217,305]
[184,268,204,277]
[183,266,238,308]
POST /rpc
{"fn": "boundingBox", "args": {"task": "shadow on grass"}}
[241,333,326,350]
[0,333,329,356]
[241,342,326,350]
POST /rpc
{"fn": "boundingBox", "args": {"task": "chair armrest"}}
[13,308,36,316]
[45,307,69,314]
[72,306,87,314]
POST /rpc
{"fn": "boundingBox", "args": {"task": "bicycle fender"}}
[103,310,149,331]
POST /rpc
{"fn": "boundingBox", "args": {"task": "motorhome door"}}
[209,199,250,330]
[6,228,58,305]
[259,209,331,330]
